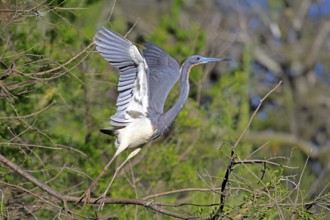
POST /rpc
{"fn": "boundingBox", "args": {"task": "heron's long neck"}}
[160,63,191,132]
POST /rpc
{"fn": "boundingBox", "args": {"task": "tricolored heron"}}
[82,27,229,206]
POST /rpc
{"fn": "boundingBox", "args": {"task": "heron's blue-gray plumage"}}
[94,27,227,144]
[143,41,180,115]
[88,27,227,200]
[94,28,149,128]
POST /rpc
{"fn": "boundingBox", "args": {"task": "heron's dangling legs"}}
[79,145,126,204]
[97,148,142,210]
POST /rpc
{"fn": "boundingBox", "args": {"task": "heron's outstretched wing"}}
[94,28,149,127]
[143,41,180,114]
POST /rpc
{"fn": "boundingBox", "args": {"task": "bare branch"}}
[13,43,94,77]
[142,187,221,200]
[233,159,297,169]
[212,81,282,219]
[0,153,192,219]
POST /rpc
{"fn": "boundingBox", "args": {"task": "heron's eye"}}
[196,57,200,61]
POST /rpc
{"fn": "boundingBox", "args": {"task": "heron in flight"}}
[82,27,229,206]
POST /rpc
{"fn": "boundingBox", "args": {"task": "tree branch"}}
[142,187,221,200]
[13,42,94,77]
[0,153,190,219]
[212,81,282,220]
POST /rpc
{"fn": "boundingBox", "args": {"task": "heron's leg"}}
[79,144,127,204]
[98,148,141,210]
[78,155,117,204]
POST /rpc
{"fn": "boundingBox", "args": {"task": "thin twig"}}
[0,153,191,219]
[212,81,282,219]
[142,187,221,200]
[13,43,93,77]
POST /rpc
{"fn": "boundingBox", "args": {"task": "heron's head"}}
[186,55,231,67]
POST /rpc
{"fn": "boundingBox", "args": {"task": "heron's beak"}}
[200,57,231,63]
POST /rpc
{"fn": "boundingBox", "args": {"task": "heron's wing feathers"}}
[143,41,180,114]
[94,28,149,127]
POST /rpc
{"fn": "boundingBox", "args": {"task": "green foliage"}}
[0,1,327,219]
[148,1,205,62]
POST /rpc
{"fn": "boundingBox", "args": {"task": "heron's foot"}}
[77,188,92,205]
[96,193,107,210]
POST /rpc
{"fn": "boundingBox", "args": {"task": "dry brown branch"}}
[12,42,94,77]
[212,81,283,220]
[0,153,193,219]
[142,187,221,200]
[0,101,55,120]
[233,159,296,169]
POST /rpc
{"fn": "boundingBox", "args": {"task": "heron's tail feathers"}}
[100,127,115,136]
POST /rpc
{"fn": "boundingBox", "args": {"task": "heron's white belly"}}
[117,118,154,149]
